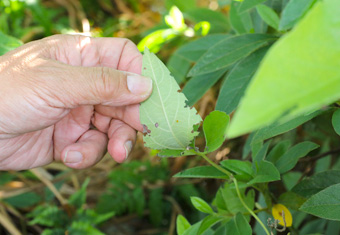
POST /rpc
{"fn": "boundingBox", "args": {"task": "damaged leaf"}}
[140,48,202,150]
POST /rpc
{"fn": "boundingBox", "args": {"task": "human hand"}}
[0,34,152,170]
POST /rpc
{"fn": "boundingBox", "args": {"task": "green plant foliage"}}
[176,215,191,235]
[229,1,253,34]
[274,141,319,173]
[69,178,90,209]
[331,109,340,135]
[279,0,317,31]
[0,31,22,55]
[190,196,214,214]
[174,166,229,179]
[238,0,267,13]
[292,170,340,197]
[248,160,280,184]
[188,34,276,77]
[185,8,230,34]
[220,160,253,181]
[215,46,269,114]
[140,48,202,150]
[203,111,229,153]
[228,0,340,138]
[224,213,252,235]
[256,4,280,30]
[197,214,224,235]
[300,183,340,221]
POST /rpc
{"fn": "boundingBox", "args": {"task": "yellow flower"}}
[272,204,293,227]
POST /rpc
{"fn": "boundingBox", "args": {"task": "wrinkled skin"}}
[0,35,152,170]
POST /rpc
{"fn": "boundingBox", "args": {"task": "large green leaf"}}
[275,141,319,174]
[300,183,340,221]
[188,34,276,77]
[216,46,269,114]
[174,166,229,179]
[292,170,340,197]
[279,0,316,31]
[203,111,230,152]
[227,0,340,138]
[198,215,223,235]
[140,48,202,150]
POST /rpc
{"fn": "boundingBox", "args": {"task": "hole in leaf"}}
[142,124,151,136]
[155,122,159,128]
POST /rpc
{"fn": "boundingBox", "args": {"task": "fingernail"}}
[124,141,133,160]
[127,74,152,97]
[64,151,83,164]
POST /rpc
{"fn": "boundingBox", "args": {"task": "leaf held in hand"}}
[140,48,202,150]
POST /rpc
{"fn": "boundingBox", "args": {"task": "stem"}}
[197,151,270,235]
[196,152,232,178]
[233,178,270,235]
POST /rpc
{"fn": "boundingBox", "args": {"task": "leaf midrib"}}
[147,52,185,149]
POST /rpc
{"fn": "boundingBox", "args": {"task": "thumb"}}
[45,62,153,108]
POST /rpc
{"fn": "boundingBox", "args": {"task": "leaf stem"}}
[195,152,232,178]
[197,151,270,235]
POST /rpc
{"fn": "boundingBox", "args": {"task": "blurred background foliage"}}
[1,0,340,234]
[0,0,232,234]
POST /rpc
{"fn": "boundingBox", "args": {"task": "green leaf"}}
[279,0,316,31]
[282,171,302,191]
[198,214,223,235]
[176,215,191,235]
[68,221,104,235]
[0,31,23,56]
[275,141,319,174]
[220,160,253,182]
[229,1,253,34]
[256,4,280,30]
[190,197,214,214]
[41,228,65,235]
[69,178,90,209]
[167,34,229,84]
[266,140,292,164]
[227,0,340,138]
[185,8,229,34]
[137,29,177,53]
[215,183,255,215]
[216,46,269,114]
[248,160,280,184]
[157,149,194,157]
[300,183,340,221]
[174,166,229,179]
[183,69,227,106]
[278,192,307,210]
[239,0,267,13]
[292,170,340,197]
[203,111,230,152]
[252,110,323,144]
[224,213,252,235]
[332,109,340,135]
[188,34,276,77]
[140,48,202,150]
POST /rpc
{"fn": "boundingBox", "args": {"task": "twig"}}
[299,147,340,162]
